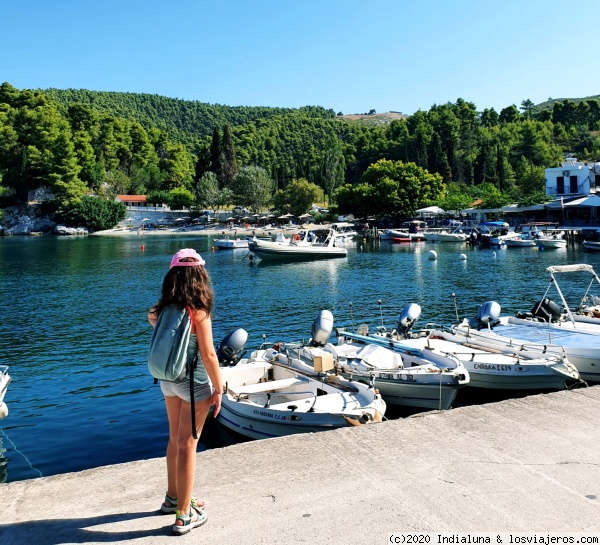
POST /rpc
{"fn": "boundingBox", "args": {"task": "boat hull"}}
[214,239,249,249]
[218,357,385,440]
[423,232,467,242]
[453,322,600,382]
[249,244,347,261]
[582,241,600,251]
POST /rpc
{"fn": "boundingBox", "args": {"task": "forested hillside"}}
[45,88,336,145]
[1,80,599,228]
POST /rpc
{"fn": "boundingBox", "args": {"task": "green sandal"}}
[161,494,205,514]
[172,499,208,536]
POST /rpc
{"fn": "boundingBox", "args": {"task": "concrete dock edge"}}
[1,386,599,544]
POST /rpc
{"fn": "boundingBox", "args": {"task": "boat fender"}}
[0,402,7,418]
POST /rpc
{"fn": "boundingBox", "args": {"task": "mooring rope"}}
[0,426,43,478]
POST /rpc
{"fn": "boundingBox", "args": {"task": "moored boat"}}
[423,223,468,242]
[217,345,385,439]
[359,303,580,391]
[248,228,347,261]
[278,310,469,411]
[452,297,600,382]
[214,237,249,249]
[582,240,600,252]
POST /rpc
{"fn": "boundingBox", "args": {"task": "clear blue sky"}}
[2,0,599,115]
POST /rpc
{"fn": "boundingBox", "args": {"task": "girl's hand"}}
[211,391,222,418]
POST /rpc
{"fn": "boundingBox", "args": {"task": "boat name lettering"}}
[380,373,414,381]
[473,363,512,372]
[252,409,294,421]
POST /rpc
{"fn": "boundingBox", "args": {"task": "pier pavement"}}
[1,386,599,544]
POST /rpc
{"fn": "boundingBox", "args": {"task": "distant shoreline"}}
[91,224,322,238]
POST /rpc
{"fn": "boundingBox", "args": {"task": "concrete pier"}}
[1,386,599,544]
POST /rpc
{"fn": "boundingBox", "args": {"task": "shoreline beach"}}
[91,223,326,238]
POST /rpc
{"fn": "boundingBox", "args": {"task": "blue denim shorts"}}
[160,380,213,404]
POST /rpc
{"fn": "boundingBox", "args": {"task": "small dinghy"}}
[216,330,385,440]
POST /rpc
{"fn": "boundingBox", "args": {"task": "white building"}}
[544,158,596,198]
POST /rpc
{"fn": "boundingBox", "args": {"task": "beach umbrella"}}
[141,218,151,222]
[298,213,312,219]
[277,215,288,220]
[174,218,185,222]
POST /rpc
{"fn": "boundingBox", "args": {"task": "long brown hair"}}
[150,265,214,318]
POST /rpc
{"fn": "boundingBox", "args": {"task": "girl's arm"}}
[193,310,223,417]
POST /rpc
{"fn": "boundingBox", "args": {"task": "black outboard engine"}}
[310,310,334,347]
[468,301,501,330]
[396,303,422,338]
[529,298,562,323]
[217,328,248,365]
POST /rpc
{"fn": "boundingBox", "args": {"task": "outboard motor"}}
[396,303,422,338]
[529,298,562,323]
[310,310,334,347]
[217,328,248,365]
[468,301,501,330]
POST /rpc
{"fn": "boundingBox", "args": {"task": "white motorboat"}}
[452,299,600,382]
[277,311,469,411]
[217,342,385,440]
[248,228,347,261]
[503,232,537,247]
[423,224,468,242]
[423,328,580,390]
[535,231,567,249]
[0,365,10,418]
[379,229,411,241]
[478,221,511,246]
[511,264,600,333]
[331,222,358,241]
[582,240,600,252]
[363,303,579,391]
[214,237,249,249]
[380,221,427,242]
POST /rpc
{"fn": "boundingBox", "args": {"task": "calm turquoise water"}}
[0,235,598,483]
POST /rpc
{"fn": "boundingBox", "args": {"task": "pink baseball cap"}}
[170,249,206,268]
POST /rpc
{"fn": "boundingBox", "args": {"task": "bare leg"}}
[175,397,211,523]
[164,395,183,502]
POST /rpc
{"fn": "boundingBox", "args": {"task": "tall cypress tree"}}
[210,127,222,186]
[221,124,238,188]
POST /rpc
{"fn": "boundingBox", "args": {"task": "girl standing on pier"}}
[148,248,223,536]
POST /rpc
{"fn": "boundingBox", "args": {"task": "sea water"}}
[0,235,598,483]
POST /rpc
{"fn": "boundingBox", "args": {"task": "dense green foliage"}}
[337,160,445,217]
[1,81,600,226]
[273,178,323,216]
[45,88,336,145]
[57,196,126,231]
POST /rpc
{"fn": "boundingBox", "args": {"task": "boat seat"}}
[229,376,310,396]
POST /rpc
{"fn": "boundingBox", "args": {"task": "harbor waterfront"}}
[0,234,599,483]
